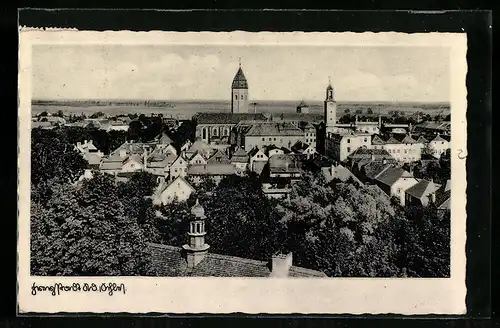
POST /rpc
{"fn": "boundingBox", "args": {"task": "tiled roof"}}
[147,243,326,277]
[100,159,123,170]
[187,163,237,176]
[291,141,310,153]
[156,176,195,195]
[248,147,266,158]
[194,113,266,124]
[230,147,249,163]
[272,113,324,122]
[364,163,392,180]
[83,153,102,166]
[431,135,447,142]
[187,139,214,153]
[348,147,393,160]
[417,136,428,143]
[245,122,304,137]
[232,67,248,89]
[405,179,437,199]
[399,135,417,144]
[206,150,231,165]
[435,189,451,209]
[385,136,401,144]
[322,164,363,185]
[372,135,386,145]
[375,167,409,186]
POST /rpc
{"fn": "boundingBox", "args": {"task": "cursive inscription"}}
[31,282,127,296]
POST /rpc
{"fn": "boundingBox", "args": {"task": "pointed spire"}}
[239,57,242,68]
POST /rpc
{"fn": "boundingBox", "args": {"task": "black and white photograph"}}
[18,30,467,314]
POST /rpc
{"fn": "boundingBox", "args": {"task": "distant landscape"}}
[31,99,451,119]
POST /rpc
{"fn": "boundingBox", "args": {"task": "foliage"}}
[31,128,88,186]
[31,173,156,276]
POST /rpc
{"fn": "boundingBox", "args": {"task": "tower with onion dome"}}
[231,60,249,113]
[182,199,210,268]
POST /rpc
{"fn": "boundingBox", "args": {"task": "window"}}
[347,139,351,143]
[274,138,276,141]
[404,149,407,154]
[235,95,237,100]
[347,147,351,152]
[364,138,367,142]
[269,138,272,141]
[174,169,178,173]
[241,95,244,99]
[262,138,265,141]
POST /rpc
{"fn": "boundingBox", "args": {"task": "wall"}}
[391,177,420,206]
[231,88,249,113]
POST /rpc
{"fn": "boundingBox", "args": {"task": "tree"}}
[31,173,156,276]
[367,108,374,115]
[344,108,350,114]
[31,128,88,186]
[55,110,64,118]
[355,109,363,115]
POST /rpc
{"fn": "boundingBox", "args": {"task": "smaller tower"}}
[324,77,337,134]
[182,199,210,268]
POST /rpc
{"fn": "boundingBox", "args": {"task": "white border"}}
[18,31,467,314]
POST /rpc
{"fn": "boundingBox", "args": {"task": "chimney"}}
[270,252,293,277]
[378,115,382,128]
[84,139,88,145]
[143,149,148,168]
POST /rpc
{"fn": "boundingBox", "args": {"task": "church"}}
[193,63,268,144]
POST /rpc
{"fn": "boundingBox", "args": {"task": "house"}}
[414,121,451,136]
[270,112,324,128]
[374,166,419,206]
[108,121,129,131]
[291,141,316,159]
[321,163,363,185]
[146,152,177,178]
[189,152,208,165]
[152,176,195,205]
[187,163,238,185]
[100,152,125,175]
[83,152,103,169]
[206,149,231,165]
[325,131,372,162]
[264,145,287,158]
[147,200,326,277]
[121,154,144,173]
[303,123,317,152]
[183,139,215,160]
[237,122,306,152]
[370,134,422,163]
[180,139,192,152]
[405,179,439,206]
[75,139,104,169]
[169,155,188,180]
[428,135,450,159]
[248,147,269,175]
[229,147,249,171]
[268,154,303,179]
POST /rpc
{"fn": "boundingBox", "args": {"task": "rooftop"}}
[148,243,326,277]
[245,122,304,137]
[405,179,438,199]
[232,66,248,89]
[194,112,266,125]
[375,167,412,186]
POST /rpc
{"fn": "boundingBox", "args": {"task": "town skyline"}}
[32,44,451,103]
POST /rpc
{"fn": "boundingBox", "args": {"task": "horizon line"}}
[32,98,451,104]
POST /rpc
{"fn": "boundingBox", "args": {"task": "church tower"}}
[231,60,249,113]
[182,199,210,268]
[324,79,337,134]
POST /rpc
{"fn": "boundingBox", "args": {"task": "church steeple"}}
[324,78,337,134]
[231,61,249,113]
[182,199,210,268]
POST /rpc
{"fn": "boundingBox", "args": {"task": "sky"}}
[32,44,450,102]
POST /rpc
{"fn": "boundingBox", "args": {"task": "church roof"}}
[232,67,248,89]
[326,83,333,91]
[194,112,267,125]
[147,243,326,277]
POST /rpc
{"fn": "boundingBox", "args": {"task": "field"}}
[31,100,451,119]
